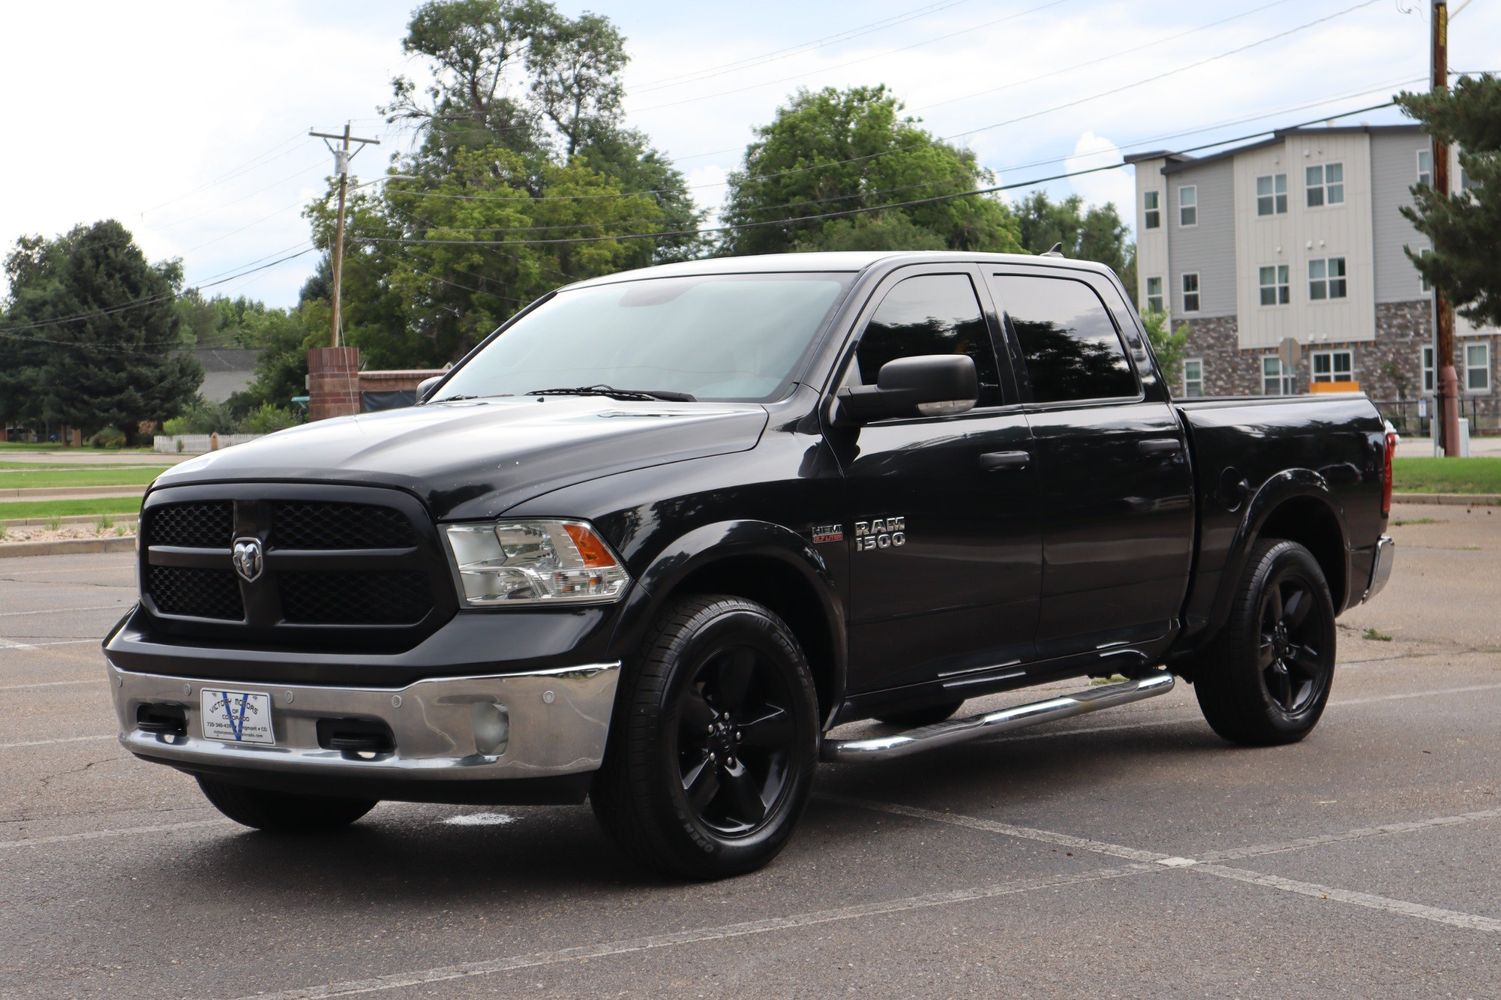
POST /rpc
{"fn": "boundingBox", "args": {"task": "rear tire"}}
[196,777,378,833]
[590,595,819,880]
[1193,539,1337,746]
[875,700,964,728]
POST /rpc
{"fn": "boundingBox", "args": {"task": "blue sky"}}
[3,0,1495,309]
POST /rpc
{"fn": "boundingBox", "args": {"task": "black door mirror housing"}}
[836,355,979,423]
[416,375,444,403]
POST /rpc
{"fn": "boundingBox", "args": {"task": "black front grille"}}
[280,571,432,625]
[147,565,244,621]
[147,502,233,549]
[271,502,415,550]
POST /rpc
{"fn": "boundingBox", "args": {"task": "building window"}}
[1466,341,1490,392]
[1256,173,1288,216]
[1308,257,1347,300]
[1262,356,1290,395]
[1182,272,1200,313]
[1422,345,1435,394]
[1178,185,1197,227]
[1145,276,1164,312]
[1312,349,1354,383]
[1306,162,1345,207]
[1258,264,1290,306]
[1182,358,1204,398]
[1417,149,1432,187]
[1461,166,1480,193]
[1143,190,1160,230]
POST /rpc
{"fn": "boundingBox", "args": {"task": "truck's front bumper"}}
[107,660,620,799]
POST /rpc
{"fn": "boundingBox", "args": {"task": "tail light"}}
[1381,429,1397,517]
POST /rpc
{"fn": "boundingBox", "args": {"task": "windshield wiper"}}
[525,385,697,402]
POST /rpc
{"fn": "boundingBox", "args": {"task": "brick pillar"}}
[307,346,362,421]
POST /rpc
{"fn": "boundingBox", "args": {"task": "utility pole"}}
[310,125,380,348]
[1430,0,1461,456]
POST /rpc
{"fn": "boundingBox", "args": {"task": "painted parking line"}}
[0,637,101,651]
[222,863,1156,1000]
[0,678,100,691]
[0,604,130,618]
[834,797,1501,935]
[0,819,229,850]
[0,734,114,750]
[1198,806,1501,862]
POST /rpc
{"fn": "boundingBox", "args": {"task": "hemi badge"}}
[811,524,844,544]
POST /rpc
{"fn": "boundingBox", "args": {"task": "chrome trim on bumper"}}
[107,661,620,781]
[1363,535,1395,603]
[821,673,1176,763]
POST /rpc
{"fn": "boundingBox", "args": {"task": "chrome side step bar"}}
[820,673,1176,763]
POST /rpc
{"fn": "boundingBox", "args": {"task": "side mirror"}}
[836,355,979,423]
[416,375,444,403]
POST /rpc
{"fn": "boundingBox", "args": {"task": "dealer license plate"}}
[200,689,275,745]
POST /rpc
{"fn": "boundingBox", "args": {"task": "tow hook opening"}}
[136,703,188,741]
[316,718,396,759]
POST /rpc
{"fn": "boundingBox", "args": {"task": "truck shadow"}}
[140,717,1233,903]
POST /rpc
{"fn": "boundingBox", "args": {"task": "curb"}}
[1393,492,1501,507]
[0,485,147,499]
[1,514,139,528]
[0,536,137,559]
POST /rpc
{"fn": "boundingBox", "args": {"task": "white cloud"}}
[1065,131,1135,213]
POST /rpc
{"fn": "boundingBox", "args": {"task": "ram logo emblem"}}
[854,517,906,552]
[231,537,265,583]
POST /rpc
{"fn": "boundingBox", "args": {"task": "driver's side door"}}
[824,266,1042,697]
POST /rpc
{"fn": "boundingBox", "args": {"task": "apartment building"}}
[1127,125,1495,424]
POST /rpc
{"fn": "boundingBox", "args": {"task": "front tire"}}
[1193,539,1337,746]
[591,595,820,880]
[196,777,378,833]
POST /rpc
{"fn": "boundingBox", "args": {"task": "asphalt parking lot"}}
[2,503,1498,999]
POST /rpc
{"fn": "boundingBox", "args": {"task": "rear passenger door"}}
[984,267,1193,665]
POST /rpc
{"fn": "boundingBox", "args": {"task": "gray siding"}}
[1371,131,1429,303]
[1167,158,1237,317]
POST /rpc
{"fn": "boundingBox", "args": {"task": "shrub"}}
[89,427,128,450]
[163,399,235,435]
[239,403,303,435]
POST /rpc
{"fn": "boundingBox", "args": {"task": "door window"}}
[854,273,1003,406]
[991,274,1139,403]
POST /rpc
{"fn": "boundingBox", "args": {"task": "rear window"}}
[989,274,1138,403]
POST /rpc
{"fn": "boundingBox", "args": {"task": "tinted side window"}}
[855,274,1003,406]
[990,275,1138,403]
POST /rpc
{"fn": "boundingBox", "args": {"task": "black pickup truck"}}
[106,251,1395,879]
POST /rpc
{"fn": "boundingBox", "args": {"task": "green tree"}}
[1396,74,1501,326]
[0,221,200,439]
[319,0,698,369]
[1140,308,1189,388]
[721,85,1020,256]
[1014,191,1134,282]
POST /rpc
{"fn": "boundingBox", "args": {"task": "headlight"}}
[444,519,630,607]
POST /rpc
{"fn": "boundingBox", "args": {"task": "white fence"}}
[153,433,263,454]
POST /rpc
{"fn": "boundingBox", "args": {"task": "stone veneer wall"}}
[1177,301,1499,430]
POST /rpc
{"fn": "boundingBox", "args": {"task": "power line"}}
[631,0,972,92]
[625,0,1071,114]
[350,98,1402,251]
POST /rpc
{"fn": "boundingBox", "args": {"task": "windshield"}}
[434,272,854,403]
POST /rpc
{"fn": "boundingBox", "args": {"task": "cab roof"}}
[561,250,1116,291]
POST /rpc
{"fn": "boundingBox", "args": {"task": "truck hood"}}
[151,397,769,520]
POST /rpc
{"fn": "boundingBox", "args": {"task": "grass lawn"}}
[0,497,143,522]
[0,466,168,489]
[1392,456,1501,494]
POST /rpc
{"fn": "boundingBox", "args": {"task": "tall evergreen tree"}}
[1397,74,1501,326]
[0,221,200,438]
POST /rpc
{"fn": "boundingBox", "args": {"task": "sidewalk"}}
[0,487,146,501]
[1396,434,1501,457]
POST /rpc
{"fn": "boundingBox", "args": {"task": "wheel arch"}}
[1220,471,1352,625]
[611,521,847,728]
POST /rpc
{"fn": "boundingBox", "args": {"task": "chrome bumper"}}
[1363,535,1395,603]
[107,661,620,781]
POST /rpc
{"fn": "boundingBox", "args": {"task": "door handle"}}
[978,450,1030,471]
[1138,438,1182,455]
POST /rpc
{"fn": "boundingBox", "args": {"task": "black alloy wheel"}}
[675,645,797,837]
[591,595,819,880]
[1194,539,1337,746]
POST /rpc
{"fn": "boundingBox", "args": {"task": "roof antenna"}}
[1042,242,1065,257]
